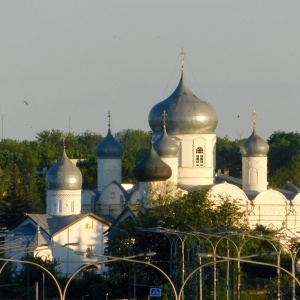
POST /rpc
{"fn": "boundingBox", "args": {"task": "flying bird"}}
[23,101,28,105]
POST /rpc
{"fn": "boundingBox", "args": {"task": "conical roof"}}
[154,126,179,157]
[133,146,172,182]
[95,128,124,159]
[148,71,218,135]
[46,148,82,190]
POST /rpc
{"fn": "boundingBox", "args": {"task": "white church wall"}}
[81,189,96,214]
[175,133,216,186]
[208,182,250,216]
[161,157,178,184]
[286,195,300,231]
[52,215,109,277]
[98,183,124,217]
[249,190,288,231]
[97,158,122,192]
[242,157,268,192]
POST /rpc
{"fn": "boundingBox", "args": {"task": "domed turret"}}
[153,110,179,157]
[96,128,124,159]
[240,110,269,157]
[241,110,269,193]
[148,52,218,136]
[133,146,172,182]
[96,112,124,192]
[46,147,82,190]
[240,129,269,157]
[154,127,179,157]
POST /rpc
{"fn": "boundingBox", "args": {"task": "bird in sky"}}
[23,101,28,105]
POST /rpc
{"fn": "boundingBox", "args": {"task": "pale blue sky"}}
[0,1,299,141]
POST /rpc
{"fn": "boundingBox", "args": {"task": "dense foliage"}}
[216,136,243,178]
[105,190,251,299]
[0,129,151,228]
[267,131,300,187]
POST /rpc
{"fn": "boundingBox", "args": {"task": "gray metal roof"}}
[25,213,111,237]
[240,129,269,157]
[46,148,82,190]
[153,127,179,157]
[95,128,124,159]
[148,72,218,135]
[133,146,172,182]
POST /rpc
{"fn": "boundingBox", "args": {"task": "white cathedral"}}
[87,51,300,239]
[6,51,300,277]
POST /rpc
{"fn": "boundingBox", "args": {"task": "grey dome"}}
[148,73,218,135]
[133,146,172,182]
[240,129,269,157]
[95,129,124,159]
[153,127,179,157]
[46,148,82,190]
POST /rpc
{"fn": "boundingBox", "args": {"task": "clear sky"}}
[0,1,299,141]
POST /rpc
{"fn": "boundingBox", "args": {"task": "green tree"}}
[115,129,151,182]
[268,131,300,175]
[0,162,29,228]
[216,136,243,178]
[105,190,249,299]
[77,156,97,189]
[16,254,61,300]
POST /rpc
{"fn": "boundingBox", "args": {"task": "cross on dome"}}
[252,109,256,129]
[162,110,167,129]
[108,111,111,129]
[180,48,185,75]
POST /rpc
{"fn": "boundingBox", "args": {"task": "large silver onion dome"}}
[240,129,269,157]
[46,148,82,190]
[148,73,218,135]
[133,146,172,182]
[96,128,124,159]
[154,127,179,157]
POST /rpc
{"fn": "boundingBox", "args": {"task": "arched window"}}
[195,147,204,167]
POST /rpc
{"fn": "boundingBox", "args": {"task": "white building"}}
[88,51,300,239]
[6,146,110,277]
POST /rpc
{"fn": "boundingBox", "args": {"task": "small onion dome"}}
[133,146,172,182]
[46,148,82,190]
[240,129,269,157]
[95,129,124,159]
[148,73,218,135]
[153,127,179,157]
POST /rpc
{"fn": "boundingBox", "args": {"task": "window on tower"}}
[195,147,204,167]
